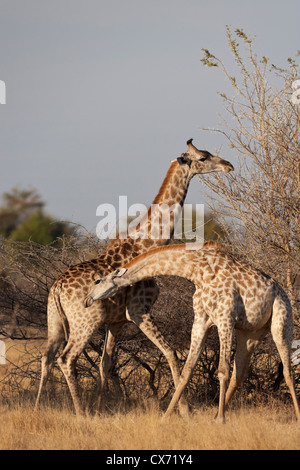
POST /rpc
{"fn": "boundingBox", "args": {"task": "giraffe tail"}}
[53,281,69,343]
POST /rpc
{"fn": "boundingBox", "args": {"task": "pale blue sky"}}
[0,0,299,232]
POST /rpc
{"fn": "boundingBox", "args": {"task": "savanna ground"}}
[0,338,299,451]
[0,398,299,450]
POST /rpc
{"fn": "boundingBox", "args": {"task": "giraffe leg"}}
[126,304,190,417]
[57,340,84,415]
[35,335,64,409]
[35,300,65,410]
[225,326,269,408]
[97,321,126,411]
[271,293,300,421]
[124,280,189,417]
[164,312,213,418]
[57,317,102,415]
[215,324,233,423]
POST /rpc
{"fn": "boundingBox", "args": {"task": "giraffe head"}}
[175,139,234,176]
[84,268,128,307]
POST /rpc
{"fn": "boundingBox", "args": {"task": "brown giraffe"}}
[35,140,233,414]
[85,242,300,423]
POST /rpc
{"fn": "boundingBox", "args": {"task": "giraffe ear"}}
[177,155,192,166]
[112,268,127,278]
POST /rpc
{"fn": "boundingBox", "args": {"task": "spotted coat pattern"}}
[87,242,300,422]
[35,140,233,414]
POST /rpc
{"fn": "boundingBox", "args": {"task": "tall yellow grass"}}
[0,401,299,450]
[1,338,299,450]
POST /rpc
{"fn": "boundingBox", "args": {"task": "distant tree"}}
[174,208,225,243]
[203,211,225,240]
[10,209,74,245]
[0,187,75,244]
[0,187,44,237]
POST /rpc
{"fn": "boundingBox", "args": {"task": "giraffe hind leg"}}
[35,329,65,409]
[57,339,84,415]
[57,317,102,415]
[271,293,300,421]
[35,294,66,410]
[225,326,269,409]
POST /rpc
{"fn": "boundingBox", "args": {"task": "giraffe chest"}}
[59,284,127,326]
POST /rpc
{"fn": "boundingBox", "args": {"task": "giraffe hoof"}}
[178,403,190,419]
[162,409,172,420]
[214,414,226,424]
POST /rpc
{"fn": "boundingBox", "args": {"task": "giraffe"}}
[35,140,234,414]
[85,242,300,423]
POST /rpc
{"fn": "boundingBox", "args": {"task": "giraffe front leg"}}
[164,311,213,418]
[215,324,233,424]
[126,306,189,417]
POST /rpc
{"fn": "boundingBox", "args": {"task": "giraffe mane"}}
[152,161,179,204]
[104,161,180,246]
[202,240,225,250]
[123,241,226,269]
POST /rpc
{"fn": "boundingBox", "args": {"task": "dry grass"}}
[0,400,299,450]
[1,339,299,450]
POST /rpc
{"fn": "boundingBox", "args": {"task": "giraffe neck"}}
[143,160,191,241]
[101,161,191,267]
[117,245,200,286]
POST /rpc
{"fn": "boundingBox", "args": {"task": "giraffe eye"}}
[95,279,101,285]
[199,151,210,162]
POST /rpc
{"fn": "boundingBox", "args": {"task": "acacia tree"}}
[200,27,300,321]
[0,187,75,244]
[0,187,44,238]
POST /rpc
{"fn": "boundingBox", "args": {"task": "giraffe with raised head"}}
[86,242,300,423]
[35,140,234,414]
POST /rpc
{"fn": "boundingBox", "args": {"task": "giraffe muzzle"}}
[223,161,234,173]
